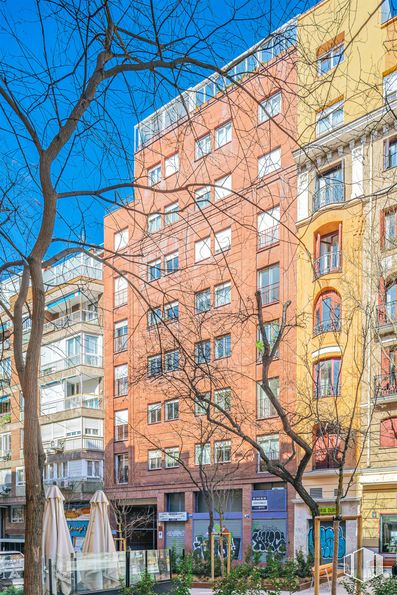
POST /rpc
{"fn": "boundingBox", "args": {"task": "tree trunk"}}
[331,518,340,595]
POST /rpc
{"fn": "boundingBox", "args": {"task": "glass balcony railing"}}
[40,394,103,415]
[313,180,344,212]
[314,251,341,278]
[40,353,103,375]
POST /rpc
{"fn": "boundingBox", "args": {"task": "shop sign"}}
[319,507,336,515]
[251,495,268,511]
[158,512,188,522]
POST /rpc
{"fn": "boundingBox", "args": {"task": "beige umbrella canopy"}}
[81,490,118,590]
[42,485,74,594]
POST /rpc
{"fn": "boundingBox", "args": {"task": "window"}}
[114,276,128,307]
[0,396,10,416]
[215,228,231,253]
[165,399,179,421]
[316,100,344,136]
[195,288,211,313]
[215,440,231,463]
[148,307,162,328]
[165,447,179,468]
[382,0,397,24]
[195,134,211,159]
[87,460,101,478]
[383,208,397,249]
[115,453,128,483]
[257,321,280,358]
[164,350,179,372]
[148,354,162,377]
[313,426,342,469]
[195,186,211,210]
[214,388,231,411]
[314,165,344,211]
[257,378,279,419]
[165,252,179,274]
[10,506,24,524]
[314,358,341,398]
[258,207,280,249]
[148,164,161,186]
[165,153,179,177]
[195,340,211,364]
[148,449,162,470]
[314,291,341,335]
[384,69,397,101]
[16,467,25,486]
[314,230,341,277]
[258,434,279,471]
[214,334,231,359]
[148,213,162,234]
[385,138,397,171]
[258,148,281,177]
[380,417,397,447]
[317,43,344,75]
[258,264,280,305]
[165,202,179,225]
[114,228,128,251]
[114,320,128,352]
[214,282,231,307]
[114,364,128,397]
[114,409,128,441]
[380,514,397,554]
[215,121,232,148]
[0,432,11,456]
[164,301,179,321]
[214,175,232,201]
[195,237,211,262]
[384,280,397,323]
[195,392,210,416]
[258,92,281,123]
[148,403,161,424]
[195,443,211,465]
[148,259,161,282]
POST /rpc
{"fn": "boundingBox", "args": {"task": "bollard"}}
[126,549,131,588]
[169,549,172,580]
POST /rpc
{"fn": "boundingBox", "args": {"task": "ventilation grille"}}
[310,487,323,499]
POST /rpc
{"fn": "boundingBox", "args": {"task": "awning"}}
[46,291,80,310]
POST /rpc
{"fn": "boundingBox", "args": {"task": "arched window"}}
[386,280,397,322]
[314,224,342,277]
[380,418,397,448]
[313,291,341,336]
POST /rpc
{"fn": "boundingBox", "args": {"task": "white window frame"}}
[148,403,161,424]
[195,186,211,210]
[215,121,232,148]
[214,440,231,464]
[164,251,179,274]
[195,237,211,262]
[195,134,211,159]
[257,433,280,470]
[165,447,179,468]
[384,70,397,102]
[10,506,24,523]
[16,467,25,486]
[257,207,280,249]
[257,378,279,419]
[165,153,179,177]
[258,148,281,177]
[148,164,161,187]
[214,228,231,254]
[165,202,179,225]
[114,228,128,251]
[214,175,232,201]
[165,399,179,421]
[214,282,231,307]
[148,213,162,233]
[317,43,344,75]
[195,443,211,465]
[214,388,231,411]
[148,449,162,470]
[258,92,282,123]
[316,100,344,136]
[148,259,161,282]
[214,334,231,359]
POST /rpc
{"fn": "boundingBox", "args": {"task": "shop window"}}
[313,291,341,335]
[380,514,397,554]
[380,417,397,447]
[314,358,341,398]
[314,227,342,277]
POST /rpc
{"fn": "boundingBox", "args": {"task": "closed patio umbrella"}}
[42,485,74,594]
[81,490,118,590]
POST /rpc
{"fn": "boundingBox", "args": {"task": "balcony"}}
[114,289,128,308]
[374,374,397,403]
[314,251,341,278]
[313,318,341,337]
[43,253,102,287]
[23,309,100,343]
[313,450,340,470]
[40,353,103,376]
[114,336,128,353]
[313,180,344,212]
[377,301,397,335]
[259,282,280,306]
[40,394,103,415]
[314,381,340,399]
[258,225,279,250]
[43,436,104,452]
[43,477,103,492]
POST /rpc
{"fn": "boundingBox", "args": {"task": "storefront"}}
[360,476,397,557]
[159,512,187,555]
[251,488,288,561]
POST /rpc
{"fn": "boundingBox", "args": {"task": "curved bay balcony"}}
[314,251,342,278]
[313,318,341,337]
[313,180,344,213]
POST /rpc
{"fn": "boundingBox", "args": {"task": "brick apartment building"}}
[104,20,300,558]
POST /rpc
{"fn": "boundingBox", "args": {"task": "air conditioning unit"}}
[0,485,11,496]
[0,452,11,462]
[47,439,65,453]
[60,480,73,490]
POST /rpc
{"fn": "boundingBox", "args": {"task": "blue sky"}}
[0,0,316,261]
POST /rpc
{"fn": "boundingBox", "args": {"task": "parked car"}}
[0,551,24,589]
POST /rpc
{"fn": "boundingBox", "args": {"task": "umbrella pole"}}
[49,558,53,595]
